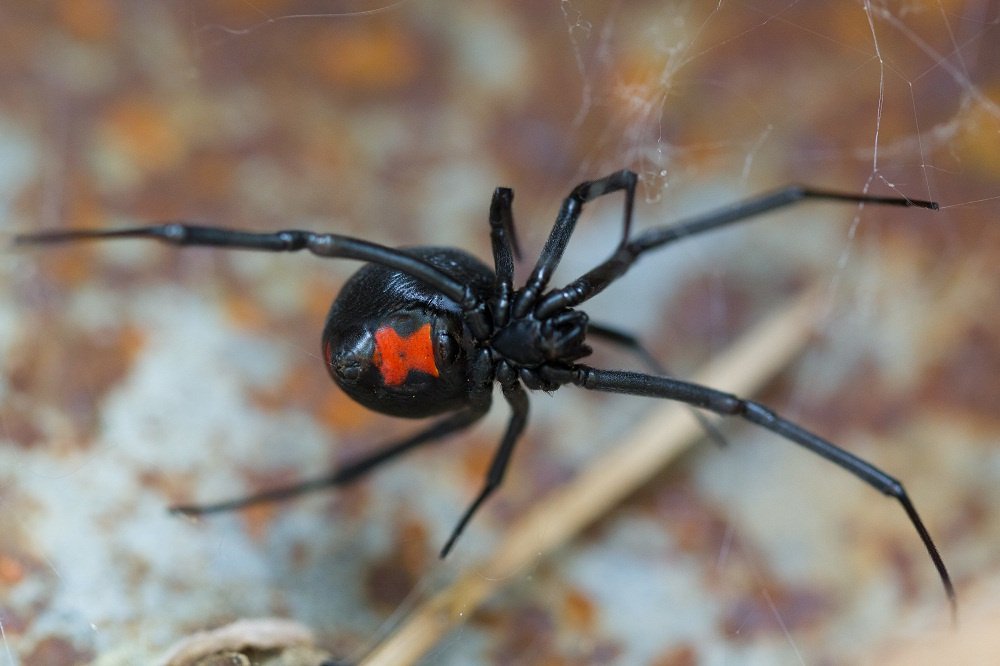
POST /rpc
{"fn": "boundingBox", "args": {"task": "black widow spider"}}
[16,169,955,614]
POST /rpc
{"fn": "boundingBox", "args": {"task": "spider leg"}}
[587,321,728,448]
[535,183,938,317]
[440,369,529,558]
[570,365,956,616]
[490,186,521,264]
[14,223,473,308]
[489,188,518,326]
[170,403,490,516]
[513,169,637,317]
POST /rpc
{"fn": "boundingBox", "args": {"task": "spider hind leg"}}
[571,365,956,617]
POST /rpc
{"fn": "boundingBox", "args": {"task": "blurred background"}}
[1,1,999,663]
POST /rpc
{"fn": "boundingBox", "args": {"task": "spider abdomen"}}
[321,247,493,418]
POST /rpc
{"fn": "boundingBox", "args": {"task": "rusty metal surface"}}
[1,2,999,664]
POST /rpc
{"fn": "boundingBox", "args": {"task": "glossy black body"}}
[322,247,493,417]
[14,170,955,615]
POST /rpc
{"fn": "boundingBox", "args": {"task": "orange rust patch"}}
[119,324,147,364]
[563,587,597,633]
[56,0,118,41]
[462,444,493,482]
[310,23,424,92]
[224,294,269,332]
[0,554,25,585]
[318,390,376,432]
[101,95,185,174]
[243,502,279,544]
[372,323,438,386]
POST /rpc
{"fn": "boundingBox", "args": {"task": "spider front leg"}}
[535,181,939,317]
[571,365,957,617]
[513,169,637,317]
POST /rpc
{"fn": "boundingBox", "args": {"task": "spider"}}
[16,169,955,613]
